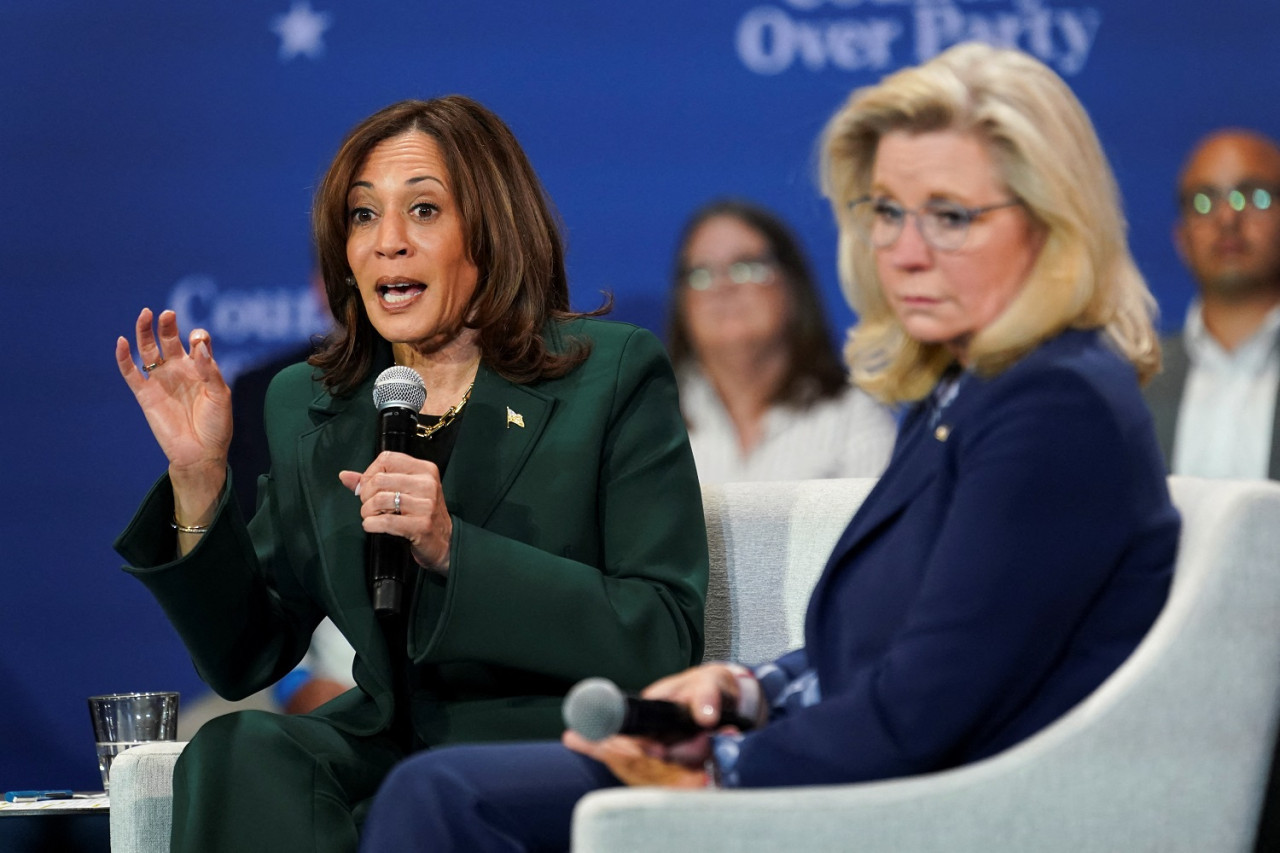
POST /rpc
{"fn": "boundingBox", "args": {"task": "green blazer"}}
[115,318,708,746]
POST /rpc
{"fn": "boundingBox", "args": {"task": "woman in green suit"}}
[113,96,708,852]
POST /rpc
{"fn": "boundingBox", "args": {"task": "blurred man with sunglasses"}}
[1144,129,1280,480]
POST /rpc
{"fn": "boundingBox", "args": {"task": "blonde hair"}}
[821,42,1160,404]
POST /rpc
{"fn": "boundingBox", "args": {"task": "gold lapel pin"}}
[506,407,525,429]
[934,424,950,442]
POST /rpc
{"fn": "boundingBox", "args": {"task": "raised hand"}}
[116,308,232,525]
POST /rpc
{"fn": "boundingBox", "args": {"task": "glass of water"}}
[87,691,179,792]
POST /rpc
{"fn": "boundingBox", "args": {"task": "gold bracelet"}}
[171,516,210,535]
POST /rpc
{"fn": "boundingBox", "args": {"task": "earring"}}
[345,275,356,288]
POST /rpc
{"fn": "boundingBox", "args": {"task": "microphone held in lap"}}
[563,677,756,744]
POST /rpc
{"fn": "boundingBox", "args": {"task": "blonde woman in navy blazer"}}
[358,44,1180,851]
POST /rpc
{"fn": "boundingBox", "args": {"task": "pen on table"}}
[4,790,74,802]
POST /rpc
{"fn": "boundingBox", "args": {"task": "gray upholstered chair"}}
[109,740,187,853]
[572,476,1280,852]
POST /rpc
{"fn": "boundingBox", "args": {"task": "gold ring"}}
[393,491,402,515]
[142,359,164,373]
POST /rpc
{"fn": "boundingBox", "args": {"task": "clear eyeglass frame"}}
[847,196,1023,252]
[1183,184,1278,217]
[683,257,777,291]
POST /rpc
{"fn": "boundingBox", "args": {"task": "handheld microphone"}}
[367,366,426,617]
[562,677,755,745]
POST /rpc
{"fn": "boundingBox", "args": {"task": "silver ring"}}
[393,491,401,515]
[142,359,164,373]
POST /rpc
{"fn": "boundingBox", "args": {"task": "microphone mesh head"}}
[372,365,427,412]
[562,677,626,742]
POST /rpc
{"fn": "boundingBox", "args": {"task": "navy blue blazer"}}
[733,329,1179,787]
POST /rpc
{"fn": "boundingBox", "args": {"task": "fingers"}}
[155,309,188,362]
[642,665,735,727]
[562,729,597,757]
[338,470,363,494]
[121,308,168,388]
[359,487,446,538]
[342,457,452,571]
[124,308,228,386]
[133,307,178,367]
[189,328,213,360]
[665,732,716,766]
[187,327,226,387]
[359,484,413,519]
[561,731,708,788]
[351,473,431,518]
[344,455,441,509]
[342,455,445,525]
[129,308,183,367]
[562,730,647,765]
[116,335,145,393]
[133,307,158,362]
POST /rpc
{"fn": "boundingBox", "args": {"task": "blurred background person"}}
[358,43,1178,852]
[1143,129,1280,480]
[113,95,707,852]
[668,199,896,483]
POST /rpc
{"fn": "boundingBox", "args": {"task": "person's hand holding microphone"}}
[561,663,765,787]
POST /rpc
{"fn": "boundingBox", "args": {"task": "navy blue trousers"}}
[359,741,621,852]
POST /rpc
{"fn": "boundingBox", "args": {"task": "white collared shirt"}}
[1172,300,1280,479]
[679,367,897,484]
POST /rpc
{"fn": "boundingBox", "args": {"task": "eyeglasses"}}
[847,196,1023,251]
[1181,184,1278,217]
[682,257,776,291]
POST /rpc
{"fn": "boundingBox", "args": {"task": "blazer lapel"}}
[804,404,936,610]
[296,377,393,690]
[444,364,554,526]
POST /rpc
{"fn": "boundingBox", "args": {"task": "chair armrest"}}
[572,771,1023,853]
[109,741,188,853]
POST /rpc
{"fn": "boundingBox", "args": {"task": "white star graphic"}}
[271,1,331,62]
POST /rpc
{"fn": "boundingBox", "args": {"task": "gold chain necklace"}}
[416,382,474,440]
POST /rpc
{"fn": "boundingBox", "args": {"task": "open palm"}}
[115,307,232,475]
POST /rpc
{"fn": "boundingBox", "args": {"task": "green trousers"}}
[170,710,407,853]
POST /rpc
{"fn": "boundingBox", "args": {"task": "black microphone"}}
[562,677,755,745]
[367,366,426,617]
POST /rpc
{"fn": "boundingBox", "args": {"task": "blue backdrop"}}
[3,0,1279,789]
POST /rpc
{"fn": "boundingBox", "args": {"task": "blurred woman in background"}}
[668,199,895,483]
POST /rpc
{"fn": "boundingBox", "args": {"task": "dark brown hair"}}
[666,199,847,407]
[310,96,602,395]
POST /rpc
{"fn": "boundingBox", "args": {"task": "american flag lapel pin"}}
[506,406,525,429]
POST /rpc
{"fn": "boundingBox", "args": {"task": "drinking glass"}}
[87,691,179,792]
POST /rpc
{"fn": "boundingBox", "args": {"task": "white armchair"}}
[572,476,1280,852]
